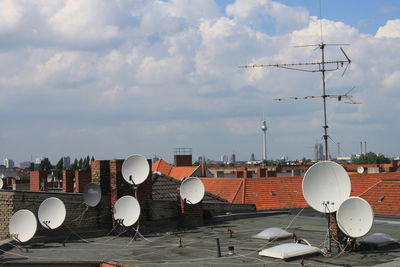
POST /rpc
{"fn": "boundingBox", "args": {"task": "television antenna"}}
[240,43,353,160]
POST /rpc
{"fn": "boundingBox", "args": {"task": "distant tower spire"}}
[261,120,267,161]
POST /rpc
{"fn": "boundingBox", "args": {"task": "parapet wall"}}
[0,190,111,240]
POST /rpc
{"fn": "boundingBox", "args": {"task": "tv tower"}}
[261,120,267,161]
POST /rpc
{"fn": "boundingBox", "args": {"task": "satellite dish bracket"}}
[43,221,51,229]
[185,199,193,205]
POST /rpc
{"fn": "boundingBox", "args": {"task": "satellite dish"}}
[9,209,37,242]
[113,196,140,227]
[0,178,3,189]
[121,154,150,185]
[83,183,102,207]
[357,166,365,174]
[180,177,205,204]
[38,197,66,230]
[336,197,374,238]
[302,161,351,213]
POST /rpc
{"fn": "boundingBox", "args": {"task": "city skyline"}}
[1,0,399,164]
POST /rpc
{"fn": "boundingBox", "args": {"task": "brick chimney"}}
[62,169,74,192]
[109,159,153,225]
[74,170,92,193]
[174,148,192,166]
[30,171,48,191]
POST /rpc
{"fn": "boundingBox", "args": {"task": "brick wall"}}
[149,200,256,222]
[0,190,111,240]
[202,202,256,215]
[177,196,204,227]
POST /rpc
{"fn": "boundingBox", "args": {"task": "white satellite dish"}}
[121,154,150,185]
[357,166,365,174]
[83,183,102,207]
[302,161,351,213]
[9,209,37,243]
[180,177,205,204]
[38,197,66,230]
[0,178,3,189]
[336,197,374,238]
[113,196,140,227]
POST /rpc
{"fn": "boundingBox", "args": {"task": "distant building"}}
[63,156,71,168]
[314,143,324,161]
[230,153,236,164]
[250,153,256,162]
[20,161,32,169]
[152,155,160,163]
[35,157,44,164]
[3,158,14,169]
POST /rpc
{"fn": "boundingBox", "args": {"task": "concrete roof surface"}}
[1,212,400,267]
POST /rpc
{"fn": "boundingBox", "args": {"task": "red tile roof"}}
[200,172,400,213]
[359,179,400,216]
[169,166,197,181]
[244,177,307,210]
[152,159,197,181]
[200,178,244,203]
[201,177,307,210]
[152,159,173,176]
[349,173,383,196]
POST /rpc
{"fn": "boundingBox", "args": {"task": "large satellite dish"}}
[302,161,351,213]
[83,183,102,207]
[38,197,66,230]
[121,154,150,185]
[357,166,365,174]
[9,209,37,242]
[336,197,374,238]
[113,196,140,227]
[180,177,205,204]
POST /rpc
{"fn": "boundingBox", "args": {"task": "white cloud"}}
[376,19,400,38]
[48,0,120,44]
[1,0,400,163]
[0,0,23,33]
[226,0,309,33]
[383,71,400,89]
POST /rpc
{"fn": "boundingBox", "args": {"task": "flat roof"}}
[1,211,400,267]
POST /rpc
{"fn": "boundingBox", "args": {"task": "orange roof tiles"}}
[201,177,307,210]
[200,172,400,212]
[200,178,244,203]
[244,177,307,210]
[169,166,197,181]
[152,159,197,181]
[359,179,400,216]
[152,159,173,176]
[349,173,383,196]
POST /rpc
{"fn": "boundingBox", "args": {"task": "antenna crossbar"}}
[273,87,361,104]
[239,60,348,70]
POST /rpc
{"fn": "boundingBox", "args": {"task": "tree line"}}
[32,156,95,180]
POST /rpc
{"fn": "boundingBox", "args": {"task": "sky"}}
[0,0,399,165]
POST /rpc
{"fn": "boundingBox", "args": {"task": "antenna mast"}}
[240,42,352,160]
